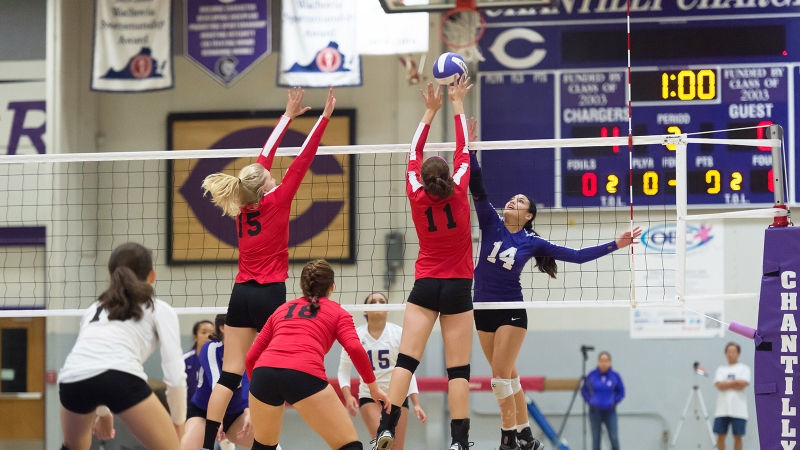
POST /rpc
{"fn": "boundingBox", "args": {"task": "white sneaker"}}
[373,429,395,450]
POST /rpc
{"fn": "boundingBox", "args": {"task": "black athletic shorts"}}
[186,401,243,433]
[474,308,528,332]
[360,397,409,408]
[59,370,152,414]
[250,367,329,406]
[407,278,473,315]
[226,281,286,331]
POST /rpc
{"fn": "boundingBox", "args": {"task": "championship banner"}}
[630,222,725,339]
[168,110,355,264]
[755,226,800,450]
[355,0,428,55]
[279,0,361,87]
[91,0,173,92]
[185,0,271,86]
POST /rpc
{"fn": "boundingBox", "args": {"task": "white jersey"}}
[58,299,187,423]
[714,362,751,419]
[338,322,419,400]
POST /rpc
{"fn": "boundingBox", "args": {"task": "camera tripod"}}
[669,370,716,449]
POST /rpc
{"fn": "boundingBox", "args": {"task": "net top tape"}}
[0,135,780,164]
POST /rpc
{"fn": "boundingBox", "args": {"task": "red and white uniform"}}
[236,115,330,284]
[406,114,473,279]
[245,297,376,384]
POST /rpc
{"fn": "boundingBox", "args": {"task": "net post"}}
[769,124,789,227]
[673,137,689,303]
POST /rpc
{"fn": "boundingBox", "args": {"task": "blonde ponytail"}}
[202,163,269,217]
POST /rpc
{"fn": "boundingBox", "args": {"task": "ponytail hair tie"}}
[237,177,242,184]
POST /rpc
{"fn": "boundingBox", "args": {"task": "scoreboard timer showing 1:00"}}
[560,66,786,208]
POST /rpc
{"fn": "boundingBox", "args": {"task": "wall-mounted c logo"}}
[488,28,547,70]
[179,126,344,248]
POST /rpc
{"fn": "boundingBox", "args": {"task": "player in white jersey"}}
[338,293,427,450]
[58,243,187,450]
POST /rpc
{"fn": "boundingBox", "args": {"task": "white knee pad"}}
[511,376,522,394]
[491,378,514,400]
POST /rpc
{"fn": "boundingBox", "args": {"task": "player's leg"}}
[294,385,362,448]
[60,407,95,450]
[248,394,285,448]
[393,402,411,450]
[440,309,474,449]
[117,393,181,450]
[180,417,206,450]
[509,366,539,450]
[223,411,254,448]
[360,400,382,440]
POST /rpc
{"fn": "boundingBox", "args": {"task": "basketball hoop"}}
[440,0,486,64]
[398,53,427,85]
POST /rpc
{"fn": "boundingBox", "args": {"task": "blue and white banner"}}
[279,0,360,87]
[91,0,173,92]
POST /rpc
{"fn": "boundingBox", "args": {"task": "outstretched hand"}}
[322,86,336,119]
[616,226,643,249]
[421,82,443,112]
[467,117,478,142]
[284,87,312,119]
[448,74,472,104]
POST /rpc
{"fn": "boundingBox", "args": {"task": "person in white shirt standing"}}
[58,243,187,450]
[713,342,750,450]
[338,293,427,450]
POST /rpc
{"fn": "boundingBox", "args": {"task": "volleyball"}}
[432,52,468,85]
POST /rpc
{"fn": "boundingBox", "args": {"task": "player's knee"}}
[447,364,470,382]
[251,439,278,450]
[511,376,522,394]
[491,377,514,400]
[395,353,420,375]
[217,371,243,391]
[338,441,363,450]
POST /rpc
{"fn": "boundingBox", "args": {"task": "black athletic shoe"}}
[518,437,544,450]
[372,429,395,450]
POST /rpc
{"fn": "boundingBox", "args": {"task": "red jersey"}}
[245,297,376,384]
[406,114,473,279]
[236,116,330,284]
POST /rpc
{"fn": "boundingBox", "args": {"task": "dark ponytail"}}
[522,196,558,279]
[98,242,154,321]
[421,156,455,199]
[209,314,226,341]
[300,259,335,312]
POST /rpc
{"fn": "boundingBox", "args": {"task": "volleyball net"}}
[0,128,787,317]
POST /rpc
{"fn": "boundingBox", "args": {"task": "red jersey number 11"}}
[424,204,457,232]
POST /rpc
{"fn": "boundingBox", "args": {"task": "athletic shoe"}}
[448,442,473,450]
[498,444,521,450]
[518,437,544,450]
[372,429,395,450]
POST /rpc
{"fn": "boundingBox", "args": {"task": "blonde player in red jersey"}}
[199,87,336,450]
[374,75,474,450]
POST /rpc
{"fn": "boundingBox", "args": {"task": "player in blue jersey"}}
[185,320,214,402]
[181,314,254,450]
[468,119,641,450]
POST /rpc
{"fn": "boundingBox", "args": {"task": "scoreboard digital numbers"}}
[478,7,799,209]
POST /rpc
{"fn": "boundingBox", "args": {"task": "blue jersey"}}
[470,153,618,303]
[191,340,249,414]
[183,348,200,401]
[581,368,625,411]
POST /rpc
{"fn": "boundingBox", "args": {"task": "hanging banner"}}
[355,0,428,55]
[279,0,360,87]
[630,221,725,339]
[91,0,173,92]
[185,0,271,86]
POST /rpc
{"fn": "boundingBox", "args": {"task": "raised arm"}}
[449,75,472,191]
[257,87,311,170]
[532,227,642,264]
[274,87,335,202]
[467,120,500,230]
[408,83,442,196]
[245,315,275,379]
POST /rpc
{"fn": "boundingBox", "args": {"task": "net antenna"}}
[440,0,486,64]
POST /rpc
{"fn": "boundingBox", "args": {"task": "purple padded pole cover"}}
[756,227,800,450]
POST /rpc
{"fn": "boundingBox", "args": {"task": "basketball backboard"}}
[379,0,557,14]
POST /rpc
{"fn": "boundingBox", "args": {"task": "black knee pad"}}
[61,446,69,450]
[217,371,243,391]
[447,364,470,381]
[395,353,420,375]
[252,439,278,450]
[338,441,363,450]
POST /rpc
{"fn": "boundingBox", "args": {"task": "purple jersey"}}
[471,153,618,303]
[191,340,249,414]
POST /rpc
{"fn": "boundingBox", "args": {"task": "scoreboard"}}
[478,7,799,208]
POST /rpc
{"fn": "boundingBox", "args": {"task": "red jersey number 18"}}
[424,203,457,232]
